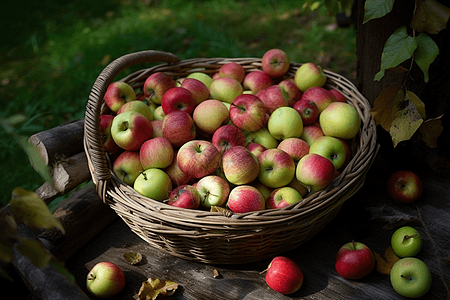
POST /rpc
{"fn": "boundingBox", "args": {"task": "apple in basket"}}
[86,262,125,298]
[265,256,303,294]
[245,127,279,150]
[222,146,260,185]
[247,142,266,158]
[209,77,243,104]
[113,151,144,186]
[212,124,247,153]
[133,168,172,201]
[193,100,230,135]
[151,120,163,138]
[139,137,174,169]
[167,184,201,209]
[277,138,310,163]
[300,125,324,146]
[309,136,347,170]
[162,111,196,147]
[161,87,195,115]
[256,85,289,114]
[294,62,327,92]
[111,111,153,151]
[177,140,221,179]
[329,89,347,102]
[219,62,246,83]
[104,81,136,113]
[301,86,335,113]
[181,78,210,105]
[278,79,302,106]
[152,105,165,121]
[258,148,296,188]
[227,185,265,213]
[164,150,194,188]
[243,70,273,94]
[117,100,153,121]
[262,48,291,78]
[143,72,176,104]
[319,102,361,140]
[229,94,267,132]
[186,72,213,89]
[196,175,230,209]
[99,114,121,156]
[296,153,336,192]
[267,107,304,140]
[266,186,303,209]
[293,99,319,125]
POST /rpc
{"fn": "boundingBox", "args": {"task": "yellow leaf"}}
[406,91,426,119]
[135,278,178,300]
[10,188,65,234]
[374,246,400,275]
[419,115,444,148]
[370,86,404,131]
[390,101,424,147]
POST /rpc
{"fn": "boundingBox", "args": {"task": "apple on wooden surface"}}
[112,151,144,186]
[167,184,201,209]
[301,86,335,113]
[243,70,273,94]
[256,85,289,114]
[277,137,310,163]
[294,62,327,92]
[161,87,195,115]
[86,262,125,298]
[196,175,230,209]
[139,137,174,169]
[222,146,260,185]
[99,115,121,155]
[143,72,176,104]
[309,136,347,170]
[212,124,247,153]
[387,170,423,203]
[267,107,303,140]
[262,49,290,78]
[104,81,136,113]
[335,241,375,279]
[227,185,265,213]
[209,77,243,103]
[293,99,319,125]
[265,256,303,294]
[111,111,153,151]
[296,153,335,191]
[258,148,296,188]
[391,226,423,257]
[319,102,361,140]
[229,94,266,132]
[193,99,230,134]
[177,140,220,179]
[266,186,302,209]
[219,62,246,83]
[186,72,213,89]
[181,78,210,105]
[133,168,172,201]
[390,257,432,298]
[162,111,196,147]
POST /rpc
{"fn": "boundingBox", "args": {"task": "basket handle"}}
[84,50,180,200]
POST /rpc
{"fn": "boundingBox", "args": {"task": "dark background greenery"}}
[0,0,356,206]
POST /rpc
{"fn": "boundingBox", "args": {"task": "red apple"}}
[211,124,247,153]
[143,72,176,104]
[209,77,243,104]
[258,149,296,188]
[104,81,136,113]
[277,138,310,163]
[256,85,289,114]
[278,79,302,107]
[387,170,423,203]
[293,99,320,125]
[335,241,375,279]
[262,49,290,78]
[177,140,220,179]
[164,150,194,187]
[162,111,196,147]
[300,125,324,146]
[329,89,347,102]
[139,137,174,169]
[266,186,303,209]
[111,111,153,151]
[99,115,121,155]
[86,262,125,298]
[112,151,144,186]
[301,86,336,113]
[151,120,163,137]
[117,100,153,121]
[227,185,265,213]
[161,87,195,115]
[229,94,266,132]
[265,256,303,294]
[246,142,266,158]
[243,70,273,94]
[222,146,260,185]
[167,184,201,209]
[219,62,246,83]
[181,78,210,105]
[296,153,336,191]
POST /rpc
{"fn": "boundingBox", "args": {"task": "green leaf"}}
[363,0,395,23]
[414,33,439,82]
[410,0,450,34]
[374,26,418,81]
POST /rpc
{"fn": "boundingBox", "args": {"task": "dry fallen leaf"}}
[419,115,444,148]
[134,278,178,300]
[374,246,400,275]
[124,251,143,265]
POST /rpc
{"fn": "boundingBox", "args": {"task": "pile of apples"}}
[99,48,362,213]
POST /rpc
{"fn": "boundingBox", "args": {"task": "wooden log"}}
[52,151,90,194]
[38,184,118,261]
[35,181,61,204]
[28,119,84,168]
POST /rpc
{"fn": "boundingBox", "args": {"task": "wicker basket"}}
[84,50,378,264]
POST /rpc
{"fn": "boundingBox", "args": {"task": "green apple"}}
[153,105,166,121]
[258,148,295,188]
[86,262,125,298]
[117,100,153,121]
[294,62,327,92]
[268,107,304,140]
[266,186,302,209]
[133,168,172,201]
[245,127,279,149]
[319,102,361,140]
[104,81,136,112]
[390,257,432,298]
[309,136,347,170]
[209,77,243,104]
[391,226,423,257]
[187,72,214,89]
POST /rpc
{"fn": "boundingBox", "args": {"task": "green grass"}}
[0,0,356,206]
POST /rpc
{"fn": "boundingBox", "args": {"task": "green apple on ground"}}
[86,262,125,298]
[226,185,265,213]
[335,241,375,279]
[133,168,172,201]
[219,62,246,83]
[319,102,361,140]
[300,125,324,146]
[229,94,267,132]
[390,257,432,298]
[181,78,210,105]
[162,111,196,147]
[212,124,247,153]
[99,114,121,156]
[161,87,195,115]
[143,72,176,104]
[243,70,273,94]
[391,226,423,257]
[177,140,220,179]
[256,85,289,114]
[245,127,279,149]
[113,151,144,186]
[301,86,336,113]
[193,99,230,134]
[196,175,230,209]
[187,72,213,89]
[266,186,302,209]
[262,49,290,78]
[209,77,243,103]
[268,107,304,140]
[278,79,302,107]
[293,99,319,125]
[104,81,136,113]
[296,153,336,191]
[258,148,296,188]
[277,138,310,163]
[117,100,153,121]
[309,136,347,170]
[139,137,174,169]
[387,170,423,203]
[111,111,153,151]
[167,184,201,209]
[222,146,260,185]
[294,62,327,92]
[265,256,303,294]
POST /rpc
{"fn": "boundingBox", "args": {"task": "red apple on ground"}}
[227,185,265,213]
[300,125,324,146]
[117,100,153,121]
[335,241,376,279]
[258,149,296,188]
[162,111,196,147]
[247,142,266,158]
[265,256,303,294]
[193,99,229,134]
[164,151,194,187]
[293,99,319,125]
[262,49,290,78]
[329,89,346,102]
[219,62,246,83]
[296,153,336,191]
[243,70,273,94]
[177,140,220,179]
[167,184,201,209]
[99,114,121,155]
[212,125,247,153]
[277,138,310,163]
[229,94,267,132]
[222,146,260,185]
[256,85,289,114]
[387,170,423,203]
[139,137,174,169]
[111,111,153,151]
[161,87,195,115]
[278,79,302,107]
[209,77,243,104]
[196,175,230,209]
[104,81,136,113]
[320,102,361,140]
[266,186,303,209]
[86,262,125,298]
[143,72,176,104]
[181,78,210,105]
[301,86,335,113]
[294,62,327,92]
[113,151,144,186]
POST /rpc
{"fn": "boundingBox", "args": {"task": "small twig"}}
[416,205,450,300]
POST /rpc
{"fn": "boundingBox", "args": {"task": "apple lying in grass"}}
[113,151,144,186]
[134,168,172,201]
[196,175,230,209]
[265,256,303,294]
[296,153,336,192]
[167,184,201,209]
[266,186,303,209]
[262,48,290,78]
[391,226,423,257]
[219,62,246,83]
[143,72,176,104]
[335,241,375,279]
[387,170,423,204]
[104,81,136,113]
[139,137,174,169]
[111,111,153,151]
[243,70,273,94]
[390,257,432,298]
[229,94,266,132]
[294,62,327,92]
[177,140,220,179]
[86,262,125,298]
[222,146,260,185]
[227,185,265,213]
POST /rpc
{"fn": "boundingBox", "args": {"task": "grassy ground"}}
[0,0,356,206]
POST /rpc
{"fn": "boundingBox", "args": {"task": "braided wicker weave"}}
[84,50,378,264]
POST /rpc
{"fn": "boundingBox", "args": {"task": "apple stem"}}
[87,273,96,281]
[142,172,147,181]
[352,240,356,250]
[401,274,412,281]
[259,267,269,275]
[404,234,418,240]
